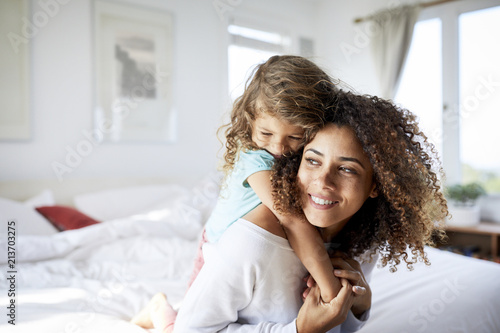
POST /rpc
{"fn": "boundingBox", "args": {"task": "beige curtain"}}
[370,5,421,99]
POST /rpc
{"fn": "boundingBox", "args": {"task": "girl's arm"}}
[247,170,341,302]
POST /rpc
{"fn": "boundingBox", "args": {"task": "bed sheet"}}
[359,246,500,333]
[0,215,201,332]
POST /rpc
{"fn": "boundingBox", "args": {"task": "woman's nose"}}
[315,169,336,189]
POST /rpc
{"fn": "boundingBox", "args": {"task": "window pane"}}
[228,45,276,101]
[395,18,443,155]
[459,6,500,193]
[228,25,289,101]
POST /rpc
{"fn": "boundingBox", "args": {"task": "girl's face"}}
[297,123,378,237]
[251,112,305,158]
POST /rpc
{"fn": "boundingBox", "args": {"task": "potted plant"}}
[446,182,486,227]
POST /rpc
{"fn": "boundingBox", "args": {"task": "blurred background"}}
[1,0,499,220]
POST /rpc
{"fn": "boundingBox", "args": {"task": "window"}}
[395,1,500,193]
[228,24,290,100]
[395,18,443,154]
[459,6,500,192]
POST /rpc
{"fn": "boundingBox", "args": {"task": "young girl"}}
[131,55,343,332]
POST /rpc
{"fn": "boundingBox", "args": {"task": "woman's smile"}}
[309,194,339,208]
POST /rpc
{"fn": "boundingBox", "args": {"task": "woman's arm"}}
[218,280,355,333]
[302,253,375,332]
[296,278,355,333]
[330,255,372,318]
[247,170,342,302]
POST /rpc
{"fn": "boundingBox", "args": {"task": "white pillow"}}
[74,184,192,221]
[0,197,59,236]
[23,189,55,208]
[73,173,222,223]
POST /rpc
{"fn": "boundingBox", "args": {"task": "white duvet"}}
[0,196,206,332]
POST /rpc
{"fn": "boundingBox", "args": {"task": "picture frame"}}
[0,0,31,141]
[94,1,175,143]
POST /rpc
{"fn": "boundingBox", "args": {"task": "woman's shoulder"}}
[242,204,287,239]
[213,209,292,268]
[215,205,290,257]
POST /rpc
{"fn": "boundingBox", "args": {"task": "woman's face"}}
[297,123,378,235]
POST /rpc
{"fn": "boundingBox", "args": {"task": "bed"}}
[1,173,500,333]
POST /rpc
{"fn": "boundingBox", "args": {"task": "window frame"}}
[415,0,500,186]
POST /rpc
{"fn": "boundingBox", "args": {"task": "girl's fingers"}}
[306,274,315,287]
[333,268,361,284]
[302,287,311,300]
[331,278,354,307]
[333,269,366,295]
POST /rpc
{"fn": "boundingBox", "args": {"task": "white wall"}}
[316,0,391,94]
[0,0,324,200]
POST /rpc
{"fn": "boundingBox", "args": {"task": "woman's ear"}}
[369,183,378,198]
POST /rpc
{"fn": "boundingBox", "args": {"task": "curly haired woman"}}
[273,90,448,273]
[173,89,449,333]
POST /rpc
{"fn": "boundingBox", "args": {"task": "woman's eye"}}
[289,136,302,141]
[340,166,357,174]
[261,132,272,136]
[305,158,319,166]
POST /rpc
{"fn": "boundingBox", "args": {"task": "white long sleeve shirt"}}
[174,219,374,333]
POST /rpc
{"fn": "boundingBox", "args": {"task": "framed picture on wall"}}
[0,0,31,141]
[94,1,175,143]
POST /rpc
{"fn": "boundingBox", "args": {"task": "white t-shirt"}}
[174,219,374,333]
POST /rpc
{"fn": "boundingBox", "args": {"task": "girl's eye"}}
[289,136,302,141]
[261,132,272,136]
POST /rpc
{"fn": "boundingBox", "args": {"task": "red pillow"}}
[36,205,101,231]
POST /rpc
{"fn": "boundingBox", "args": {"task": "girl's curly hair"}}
[218,55,338,177]
[272,90,449,272]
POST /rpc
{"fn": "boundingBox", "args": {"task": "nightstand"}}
[440,222,500,262]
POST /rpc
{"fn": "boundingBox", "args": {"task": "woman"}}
[173,90,448,332]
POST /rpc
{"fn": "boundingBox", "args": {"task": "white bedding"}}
[359,247,500,333]
[1,176,500,333]
[0,215,201,332]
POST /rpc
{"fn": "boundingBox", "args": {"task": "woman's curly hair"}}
[272,90,449,272]
[218,55,338,177]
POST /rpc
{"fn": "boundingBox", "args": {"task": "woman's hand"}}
[329,252,371,318]
[296,278,354,333]
[302,253,371,320]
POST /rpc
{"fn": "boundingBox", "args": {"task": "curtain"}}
[370,5,421,99]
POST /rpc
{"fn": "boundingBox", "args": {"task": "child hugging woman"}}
[132,55,344,332]
[173,89,449,333]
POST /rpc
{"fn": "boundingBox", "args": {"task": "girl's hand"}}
[296,278,354,333]
[301,253,371,319]
[329,252,371,319]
